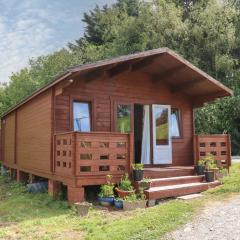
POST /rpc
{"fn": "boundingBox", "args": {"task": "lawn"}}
[0,163,239,240]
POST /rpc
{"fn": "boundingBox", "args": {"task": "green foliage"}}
[197,159,205,167]
[132,163,144,170]
[118,174,133,191]
[99,175,115,197]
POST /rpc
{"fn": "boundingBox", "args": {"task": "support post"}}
[48,179,61,198]
[67,186,85,203]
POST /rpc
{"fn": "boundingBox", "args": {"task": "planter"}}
[115,187,134,198]
[98,197,114,206]
[216,171,228,180]
[74,202,92,216]
[139,181,151,190]
[114,199,123,209]
[123,200,147,211]
[205,170,215,182]
[195,165,205,175]
[133,170,144,181]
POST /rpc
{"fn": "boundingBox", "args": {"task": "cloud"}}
[0,0,117,84]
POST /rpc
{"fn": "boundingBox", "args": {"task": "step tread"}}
[148,175,204,182]
[145,181,219,192]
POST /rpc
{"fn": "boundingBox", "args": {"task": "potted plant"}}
[115,174,134,198]
[122,190,147,211]
[195,159,205,175]
[139,177,151,190]
[216,167,228,181]
[98,175,115,206]
[114,197,123,209]
[132,163,144,181]
[204,154,217,182]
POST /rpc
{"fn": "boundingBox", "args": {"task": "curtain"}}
[141,105,150,164]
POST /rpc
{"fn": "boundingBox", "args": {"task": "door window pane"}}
[171,109,180,138]
[155,107,169,145]
[117,104,131,133]
[73,102,91,132]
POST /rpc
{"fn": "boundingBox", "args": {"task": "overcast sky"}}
[0,0,116,83]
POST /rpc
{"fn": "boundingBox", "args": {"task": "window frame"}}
[114,101,134,133]
[71,96,94,132]
[171,108,182,139]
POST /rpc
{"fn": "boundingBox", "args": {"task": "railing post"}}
[227,134,232,168]
[128,132,134,174]
[193,134,198,165]
[73,132,77,177]
[52,135,56,173]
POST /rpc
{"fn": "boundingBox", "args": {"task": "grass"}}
[0,163,239,240]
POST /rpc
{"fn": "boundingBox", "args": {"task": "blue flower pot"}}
[114,199,123,209]
[98,197,114,206]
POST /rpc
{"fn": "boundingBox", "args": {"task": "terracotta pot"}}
[123,200,147,211]
[115,187,134,198]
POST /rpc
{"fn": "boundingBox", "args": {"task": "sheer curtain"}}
[141,105,150,164]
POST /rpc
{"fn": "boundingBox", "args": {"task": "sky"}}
[0,0,116,84]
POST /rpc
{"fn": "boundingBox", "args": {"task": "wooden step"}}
[144,181,220,200]
[139,175,204,188]
[144,167,194,179]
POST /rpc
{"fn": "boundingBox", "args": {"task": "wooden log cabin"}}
[0,48,232,203]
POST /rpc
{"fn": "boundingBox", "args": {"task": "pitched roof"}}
[2,47,233,117]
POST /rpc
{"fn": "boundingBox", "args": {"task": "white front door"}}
[152,104,172,164]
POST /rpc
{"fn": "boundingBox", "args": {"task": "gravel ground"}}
[165,195,240,240]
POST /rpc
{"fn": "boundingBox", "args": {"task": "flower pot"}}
[133,170,144,181]
[74,202,92,216]
[98,197,114,206]
[195,165,205,175]
[205,170,215,182]
[139,181,151,190]
[114,199,123,209]
[123,200,147,211]
[115,187,134,198]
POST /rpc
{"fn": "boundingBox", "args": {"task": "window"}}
[171,108,181,138]
[73,102,91,132]
[155,107,169,145]
[116,104,131,133]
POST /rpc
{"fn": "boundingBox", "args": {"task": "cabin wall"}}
[2,112,16,166]
[56,71,194,166]
[15,90,52,173]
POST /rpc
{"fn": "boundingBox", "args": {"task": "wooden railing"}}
[194,134,231,168]
[54,131,133,178]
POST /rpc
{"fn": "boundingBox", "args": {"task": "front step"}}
[144,181,220,200]
[146,175,204,188]
[144,167,194,179]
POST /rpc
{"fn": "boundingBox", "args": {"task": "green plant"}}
[202,154,218,170]
[118,174,133,191]
[132,163,144,170]
[98,175,114,198]
[197,159,205,167]
[124,193,138,202]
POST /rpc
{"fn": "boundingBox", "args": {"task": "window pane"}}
[171,109,180,137]
[117,104,131,133]
[73,102,91,132]
[155,107,169,145]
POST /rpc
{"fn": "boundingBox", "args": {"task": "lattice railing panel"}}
[194,134,231,168]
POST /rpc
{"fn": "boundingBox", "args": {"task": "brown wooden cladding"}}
[2,112,16,166]
[16,90,52,173]
[55,70,194,166]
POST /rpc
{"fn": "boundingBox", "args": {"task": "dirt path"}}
[165,195,240,240]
